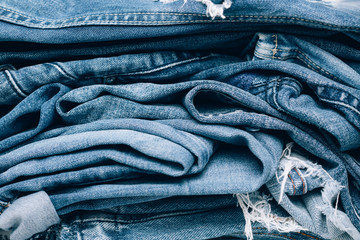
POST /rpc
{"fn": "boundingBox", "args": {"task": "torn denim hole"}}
[235,192,306,240]
[277,142,360,240]
[159,0,232,19]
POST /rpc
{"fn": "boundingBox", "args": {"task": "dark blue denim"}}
[0,32,254,68]
[0,0,359,45]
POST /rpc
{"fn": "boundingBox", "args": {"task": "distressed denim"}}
[29,194,326,240]
[1,78,359,239]
[0,0,359,45]
[0,1,359,239]
[187,61,360,237]
[0,81,284,213]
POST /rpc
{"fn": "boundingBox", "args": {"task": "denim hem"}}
[0,6,359,32]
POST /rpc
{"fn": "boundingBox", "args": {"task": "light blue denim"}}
[252,33,360,133]
[0,51,241,105]
[188,61,360,236]
[0,80,286,239]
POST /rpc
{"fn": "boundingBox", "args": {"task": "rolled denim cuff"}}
[0,71,24,105]
[0,191,60,240]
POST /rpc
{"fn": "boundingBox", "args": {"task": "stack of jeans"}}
[0,0,359,239]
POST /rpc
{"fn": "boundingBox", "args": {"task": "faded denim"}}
[29,194,326,240]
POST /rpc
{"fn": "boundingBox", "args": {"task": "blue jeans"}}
[1,78,358,239]
[0,0,359,44]
[29,194,327,240]
[0,51,241,105]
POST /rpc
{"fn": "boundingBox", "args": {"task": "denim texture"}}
[0,0,359,45]
[0,81,284,215]
[0,51,241,105]
[0,1,359,240]
[29,194,326,240]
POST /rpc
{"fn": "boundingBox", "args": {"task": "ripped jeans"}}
[0,0,360,240]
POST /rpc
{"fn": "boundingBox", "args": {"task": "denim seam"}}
[254,48,341,83]
[287,173,297,195]
[119,54,214,76]
[272,77,360,116]
[46,63,78,81]
[298,232,322,240]
[294,168,306,194]
[253,228,322,240]
[75,55,214,81]
[320,98,360,118]
[272,78,283,112]
[3,18,359,30]
[253,232,297,240]
[67,208,216,224]
[315,87,360,114]
[0,7,360,30]
[4,70,27,98]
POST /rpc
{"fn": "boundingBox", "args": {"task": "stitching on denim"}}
[4,70,27,98]
[0,6,360,30]
[272,34,279,58]
[255,50,339,82]
[3,18,359,29]
[46,63,78,81]
[69,208,212,224]
[253,227,322,240]
[320,98,360,117]
[294,167,306,194]
[250,56,360,116]
[120,54,213,76]
[0,7,207,22]
[315,86,360,113]
[287,173,297,195]
[253,232,297,240]
[272,78,282,111]
[255,45,341,82]
[79,54,214,81]
[299,232,322,240]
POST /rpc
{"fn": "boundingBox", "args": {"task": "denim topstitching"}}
[4,70,27,98]
[0,6,360,31]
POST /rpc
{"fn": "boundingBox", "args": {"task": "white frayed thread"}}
[277,142,324,203]
[160,0,232,19]
[236,192,306,240]
[318,180,360,239]
[276,143,360,239]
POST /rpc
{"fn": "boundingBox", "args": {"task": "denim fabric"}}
[0,191,60,240]
[1,78,358,238]
[187,63,360,234]
[251,33,360,133]
[0,83,70,152]
[0,51,241,105]
[0,80,284,215]
[189,60,360,182]
[0,1,359,239]
[253,33,360,88]
[29,194,326,240]
[0,32,254,68]
[0,0,359,45]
